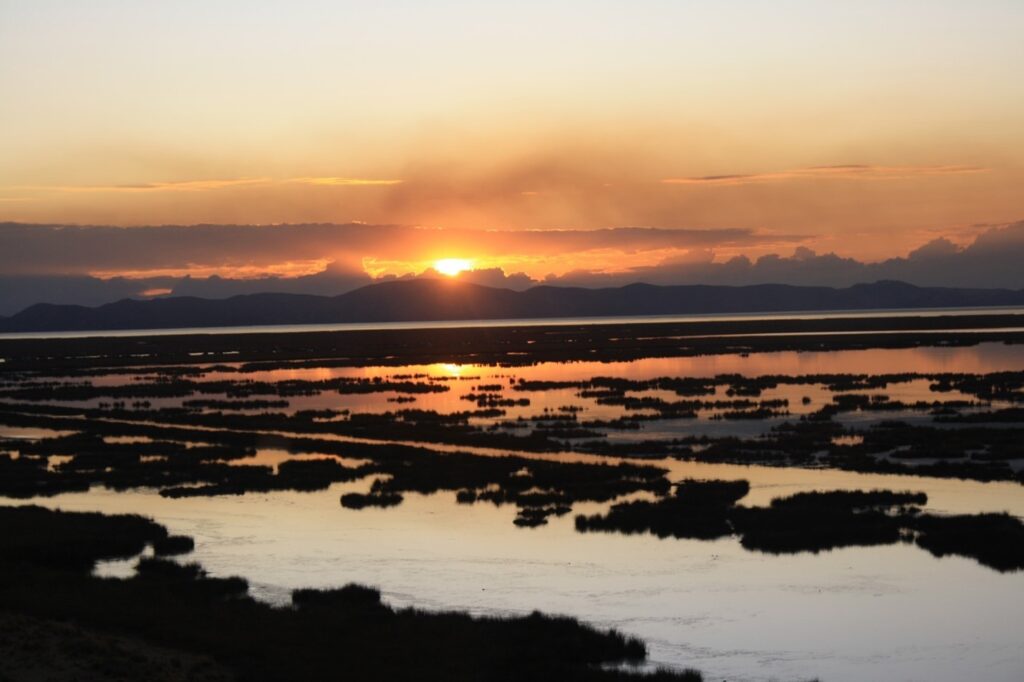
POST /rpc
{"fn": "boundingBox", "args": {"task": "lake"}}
[3,304,1024,340]
[1,326,1022,681]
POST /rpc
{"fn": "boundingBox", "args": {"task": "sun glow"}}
[430,362,477,378]
[434,258,473,277]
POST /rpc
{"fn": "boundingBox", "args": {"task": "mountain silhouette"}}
[1,279,1023,333]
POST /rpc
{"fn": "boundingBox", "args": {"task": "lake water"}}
[3,304,1024,340]
[2,340,1023,681]
[65,343,1024,445]
[22,471,1024,682]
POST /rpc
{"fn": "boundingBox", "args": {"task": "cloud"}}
[17,178,273,193]
[2,221,1021,316]
[661,164,989,186]
[547,221,1024,290]
[289,177,403,187]
[5,143,1011,242]
[12,176,403,193]
[907,237,960,260]
[0,222,796,276]
[416,267,536,291]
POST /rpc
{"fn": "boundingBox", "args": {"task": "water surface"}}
[3,305,1023,340]
[3,340,1023,682]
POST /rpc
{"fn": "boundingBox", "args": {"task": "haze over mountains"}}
[2,279,1023,334]
[2,221,1024,317]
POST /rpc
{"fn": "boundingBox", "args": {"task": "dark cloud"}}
[548,222,1024,290]
[0,222,795,275]
[0,223,392,275]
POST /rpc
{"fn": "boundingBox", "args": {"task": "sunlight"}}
[434,258,472,277]
[432,362,469,378]
[420,362,482,380]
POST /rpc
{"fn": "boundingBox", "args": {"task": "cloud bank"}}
[547,221,1024,291]
[661,164,989,186]
[0,222,795,276]
[0,221,1022,317]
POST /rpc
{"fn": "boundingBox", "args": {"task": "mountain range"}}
[1,279,1023,334]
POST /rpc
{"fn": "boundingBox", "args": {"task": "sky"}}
[1,0,1023,289]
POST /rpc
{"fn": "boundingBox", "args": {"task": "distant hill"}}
[1,279,1023,334]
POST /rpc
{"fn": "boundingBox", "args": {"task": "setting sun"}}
[3,4,1024,681]
[434,258,473,277]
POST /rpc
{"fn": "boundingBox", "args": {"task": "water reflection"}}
[2,341,1022,682]
[196,342,1024,383]
[30,344,1017,448]
[227,448,370,473]
[23,484,1024,682]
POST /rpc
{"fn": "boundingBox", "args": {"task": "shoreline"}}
[2,313,1023,372]
[3,304,1024,340]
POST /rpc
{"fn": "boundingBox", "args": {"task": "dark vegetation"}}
[422,457,669,527]
[0,505,169,571]
[0,361,1022,514]
[340,491,403,509]
[0,428,380,499]
[1,312,1022,374]
[576,481,1024,572]
[153,534,195,556]
[0,609,234,681]
[732,490,927,554]
[0,505,703,681]
[575,480,749,540]
[159,457,376,498]
[911,512,1024,572]
[0,321,1021,578]
[0,408,675,528]
[182,398,290,410]
[14,396,1021,486]
[0,376,448,402]
[0,319,1018,682]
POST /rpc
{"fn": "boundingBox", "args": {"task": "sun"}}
[434,258,473,277]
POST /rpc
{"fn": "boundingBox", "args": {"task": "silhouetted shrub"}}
[340,491,403,509]
[0,505,703,681]
[153,535,195,556]
[911,512,1024,572]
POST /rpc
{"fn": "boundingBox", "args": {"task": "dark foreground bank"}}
[0,505,702,682]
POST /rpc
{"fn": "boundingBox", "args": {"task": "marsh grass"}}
[0,505,705,681]
[577,482,1024,571]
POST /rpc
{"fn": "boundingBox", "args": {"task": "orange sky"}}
[2,1,1023,279]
